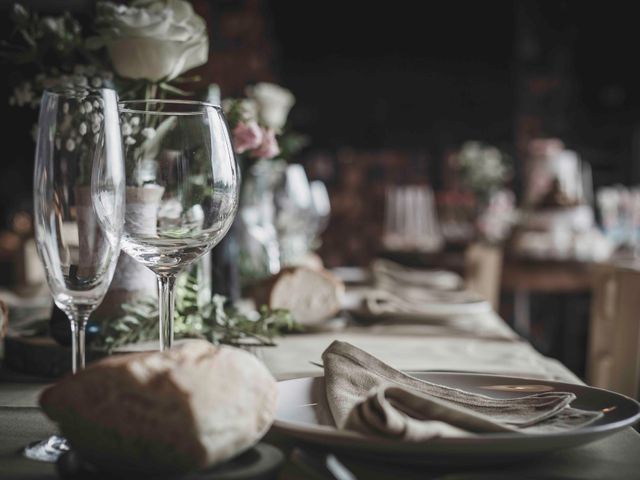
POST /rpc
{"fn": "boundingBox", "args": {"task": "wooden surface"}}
[587,260,640,399]
[501,257,594,293]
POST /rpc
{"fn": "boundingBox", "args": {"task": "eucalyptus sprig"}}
[92,268,300,353]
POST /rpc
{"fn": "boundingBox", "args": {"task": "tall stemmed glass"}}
[27,87,125,461]
[118,100,239,351]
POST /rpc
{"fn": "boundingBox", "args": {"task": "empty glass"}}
[118,100,239,351]
[383,185,443,252]
[309,180,331,248]
[275,163,315,265]
[28,87,125,461]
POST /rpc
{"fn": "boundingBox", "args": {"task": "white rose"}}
[245,82,295,132]
[95,0,208,81]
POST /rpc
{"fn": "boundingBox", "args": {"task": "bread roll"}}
[39,340,277,474]
[268,266,345,326]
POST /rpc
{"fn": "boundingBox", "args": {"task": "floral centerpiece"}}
[223,82,307,168]
[454,141,516,244]
[3,1,299,350]
[221,82,314,284]
[4,1,208,114]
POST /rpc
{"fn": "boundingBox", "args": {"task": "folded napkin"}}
[322,341,602,440]
[371,259,463,291]
[363,289,491,319]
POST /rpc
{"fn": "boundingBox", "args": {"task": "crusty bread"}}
[268,266,345,326]
[39,340,277,474]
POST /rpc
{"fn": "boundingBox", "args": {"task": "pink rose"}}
[232,121,263,154]
[250,127,280,159]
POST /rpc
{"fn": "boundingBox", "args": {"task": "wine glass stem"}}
[158,274,176,351]
[69,311,89,374]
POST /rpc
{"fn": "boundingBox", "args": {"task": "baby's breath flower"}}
[141,127,156,139]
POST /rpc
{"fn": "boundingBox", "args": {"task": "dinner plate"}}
[273,372,640,466]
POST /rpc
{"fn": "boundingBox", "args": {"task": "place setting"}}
[1,2,640,480]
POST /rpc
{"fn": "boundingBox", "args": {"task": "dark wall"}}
[1,0,640,231]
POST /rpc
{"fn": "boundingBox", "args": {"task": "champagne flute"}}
[118,100,239,351]
[27,87,125,461]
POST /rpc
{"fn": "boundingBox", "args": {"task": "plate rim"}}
[273,371,640,445]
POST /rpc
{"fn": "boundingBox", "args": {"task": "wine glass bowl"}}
[118,100,239,350]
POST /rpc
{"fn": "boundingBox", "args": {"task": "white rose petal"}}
[246,82,295,131]
[65,139,76,152]
[121,123,133,136]
[125,136,136,146]
[97,0,209,81]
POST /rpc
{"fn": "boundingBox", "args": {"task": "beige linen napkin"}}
[371,258,463,291]
[363,289,492,318]
[322,341,602,440]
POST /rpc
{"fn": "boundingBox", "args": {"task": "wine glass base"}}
[23,435,69,463]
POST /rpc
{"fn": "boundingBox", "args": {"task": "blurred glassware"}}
[383,185,444,252]
[309,180,331,248]
[239,159,284,282]
[275,163,316,266]
[597,184,640,256]
[524,139,593,209]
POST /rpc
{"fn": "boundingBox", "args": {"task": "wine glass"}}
[309,180,331,246]
[118,100,239,351]
[275,163,314,265]
[27,87,125,461]
[240,159,284,279]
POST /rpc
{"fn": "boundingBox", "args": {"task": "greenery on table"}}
[92,268,300,353]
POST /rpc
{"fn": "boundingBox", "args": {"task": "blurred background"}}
[1,0,640,382]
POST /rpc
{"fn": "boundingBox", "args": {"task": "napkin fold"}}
[371,258,463,291]
[322,341,602,440]
[363,289,491,319]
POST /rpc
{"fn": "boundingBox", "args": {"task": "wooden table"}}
[501,256,594,336]
[1,277,639,478]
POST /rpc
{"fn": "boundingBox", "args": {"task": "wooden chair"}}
[587,260,640,399]
[464,243,504,311]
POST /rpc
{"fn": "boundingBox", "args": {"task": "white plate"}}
[273,372,640,466]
